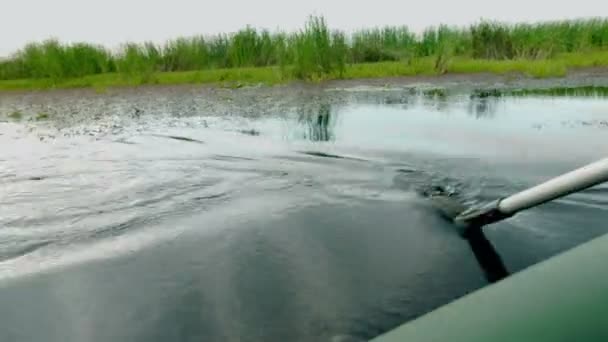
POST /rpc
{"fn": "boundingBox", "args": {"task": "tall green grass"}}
[291,16,347,80]
[471,18,608,59]
[0,40,115,80]
[3,51,608,91]
[1,16,607,86]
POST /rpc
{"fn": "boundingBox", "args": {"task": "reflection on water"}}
[464,86,608,119]
[298,102,335,142]
[507,86,608,98]
[245,87,608,163]
[468,91,502,118]
[333,86,608,121]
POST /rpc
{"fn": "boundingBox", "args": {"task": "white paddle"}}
[432,158,608,236]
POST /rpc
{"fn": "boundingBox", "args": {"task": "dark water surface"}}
[1,84,607,341]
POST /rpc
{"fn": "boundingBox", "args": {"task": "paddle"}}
[427,157,608,283]
[430,157,608,237]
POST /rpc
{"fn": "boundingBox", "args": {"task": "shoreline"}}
[2,52,608,93]
[2,65,607,132]
[1,66,608,97]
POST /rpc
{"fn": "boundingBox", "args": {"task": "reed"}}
[1,16,607,89]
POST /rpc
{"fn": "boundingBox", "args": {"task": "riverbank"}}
[1,51,608,92]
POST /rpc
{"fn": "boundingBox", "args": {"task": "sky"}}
[2,0,606,56]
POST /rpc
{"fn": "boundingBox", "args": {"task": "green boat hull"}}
[372,233,608,342]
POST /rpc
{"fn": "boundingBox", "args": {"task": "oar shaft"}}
[499,158,608,215]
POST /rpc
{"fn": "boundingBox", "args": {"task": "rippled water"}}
[1,84,607,341]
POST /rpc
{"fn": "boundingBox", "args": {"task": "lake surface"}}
[1,83,607,341]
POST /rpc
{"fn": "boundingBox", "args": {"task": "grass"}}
[449,50,608,77]
[2,51,608,91]
[342,58,437,79]
[447,57,569,77]
[0,67,286,90]
[35,112,49,120]
[8,111,23,119]
[0,14,606,91]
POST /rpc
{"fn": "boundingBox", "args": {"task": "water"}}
[1,84,607,341]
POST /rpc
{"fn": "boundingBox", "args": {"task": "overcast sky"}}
[2,0,606,56]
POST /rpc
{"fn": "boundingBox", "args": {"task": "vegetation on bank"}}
[1,16,607,90]
[2,51,608,91]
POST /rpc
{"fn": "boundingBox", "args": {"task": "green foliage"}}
[208,34,230,68]
[331,31,348,77]
[351,27,415,63]
[115,42,160,82]
[471,18,608,59]
[2,51,608,91]
[0,16,607,85]
[36,112,49,120]
[0,59,24,80]
[0,40,113,80]
[8,110,23,119]
[471,21,514,59]
[227,27,259,67]
[162,36,210,71]
[292,16,343,80]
